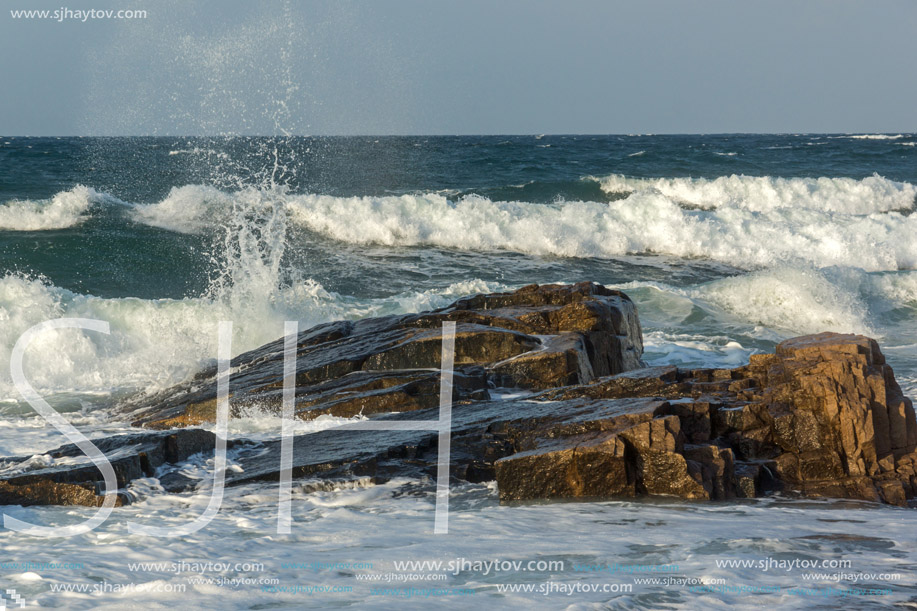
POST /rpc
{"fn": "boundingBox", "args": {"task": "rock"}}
[121,282,645,428]
[734,462,761,498]
[4,284,917,511]
[489,333,595,389]
[0,479,123,508]
[492,332,917,506]
[743,333,917,504]
[0,429,216,507]
[494,433,633,501]
[536,365,682,401]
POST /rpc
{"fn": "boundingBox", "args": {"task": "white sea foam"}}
[594,173,917,214]
[833,134,905,140]
[2,473,913,610]
[697,267,874,336]
[286,189,917,271]
[642,330,757,369]
[0,274,508,403]
[0,186,109,231]
[25,175,917,272]
[118,181,917,271]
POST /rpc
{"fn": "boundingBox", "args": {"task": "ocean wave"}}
[611,271,875,339]
[618,267,917,341]
[291,193,917,271]
[117,182,917,271]
[642,331,756,370]
[832,134,905,140]
[130,184,237,233]
[17,180,917,271]
[0,186,111,231]
[697,268,874,336]
[0,273,509,400]
[168,147,230,159]
[593,173,917,214]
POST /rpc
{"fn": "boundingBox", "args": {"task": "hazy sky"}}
[2,0,915,135]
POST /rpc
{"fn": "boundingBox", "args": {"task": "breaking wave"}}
[0,186,115,231]
[594,173,916,214]
[16,174,917,272]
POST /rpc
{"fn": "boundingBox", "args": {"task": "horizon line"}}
[2,131,915,138]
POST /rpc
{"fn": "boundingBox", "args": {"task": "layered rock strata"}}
[2,283,915,509]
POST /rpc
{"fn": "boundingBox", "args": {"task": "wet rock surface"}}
[0,429,216,507]
[122,281,643,428]
[2,284,916,509]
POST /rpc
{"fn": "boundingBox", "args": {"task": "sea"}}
[0,134,915,609]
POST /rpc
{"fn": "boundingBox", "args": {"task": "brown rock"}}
[0,480,122,508]
[495,433,633,501]
[494,331,917,507]
[122,282,646,429]
[489,333,594,389]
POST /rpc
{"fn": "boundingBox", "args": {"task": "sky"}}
[1,0,915,136]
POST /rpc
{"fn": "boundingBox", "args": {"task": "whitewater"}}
[1,134,916,609]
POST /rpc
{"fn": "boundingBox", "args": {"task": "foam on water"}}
[0,186,112,231]
[1,474,914,610]
[642,331,757,369]
[833,134,905,140]
[22,177,917,272]
[0,273,510,403]
[595,173,917,214]
[286,188,917,271]
[697,267,874,336]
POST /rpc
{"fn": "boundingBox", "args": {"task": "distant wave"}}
[593,173,917,214]
[831,134,905,140]
[168,147,230,159]
[0,186,116,231]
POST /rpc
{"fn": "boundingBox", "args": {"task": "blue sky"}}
[2,0,915,135]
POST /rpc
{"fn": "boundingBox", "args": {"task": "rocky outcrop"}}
[0,429,216,507]
[2,284,916,510]
[121,282,644,428]
[495,332,917,506]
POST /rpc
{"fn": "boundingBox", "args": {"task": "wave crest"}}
[593,173,916,214]
[0,186,107,231]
